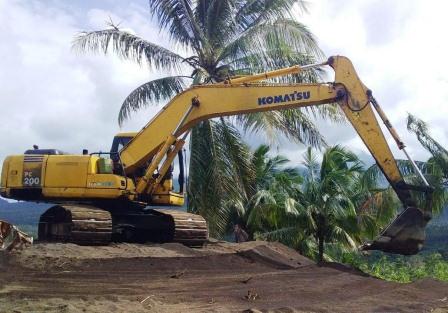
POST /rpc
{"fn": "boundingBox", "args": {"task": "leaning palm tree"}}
[406,114,448,213]
[361,114,448,217]
[407,114,448,185]
[73,0,339,236]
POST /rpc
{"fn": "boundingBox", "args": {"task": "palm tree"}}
[299,146,364,263]
[407,114,448,185]
[257,146,365,263]
[351,164,399,240]
[406,114,448,213]
[73,0,340,236]
[350,114,448,244]
[358,114,448,217]
[238,144,303,237]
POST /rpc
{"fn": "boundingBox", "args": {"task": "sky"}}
[0,0,447,169]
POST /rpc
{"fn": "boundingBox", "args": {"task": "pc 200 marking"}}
[23,171,40,186]
[258,91,311,106]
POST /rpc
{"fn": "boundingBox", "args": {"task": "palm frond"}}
[187,119,253,236]
[260,18,323,59]
[118,76,188,125]
[149,0,206,50]
[203,0,236,48]
[407,113,448,183]
[302,147,320,181]
[219,17,323,66]
[236,109,326,147]
[407,113,448,157]
[235,0,306,30]
[73,28,184,71]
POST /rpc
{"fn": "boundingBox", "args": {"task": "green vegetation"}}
[229,137,448,281]
[334,251,448,283]
[407,114,448,183]
[231,145,399,263]
[225,113,448,278]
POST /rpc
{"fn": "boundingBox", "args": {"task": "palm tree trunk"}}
[317,235,324,266]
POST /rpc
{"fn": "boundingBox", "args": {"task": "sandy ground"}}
[1,240,448,312]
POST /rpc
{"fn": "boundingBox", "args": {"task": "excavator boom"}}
[0,56,433,254]
[119,55,433,254]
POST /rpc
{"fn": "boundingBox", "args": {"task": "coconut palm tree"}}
[406,114,448,213]
[238,144,303,236]
[407,114,448,185]
[363,114,448,219]
[73,0,340,236]
[254,146,364,263]
[299,146,365,263]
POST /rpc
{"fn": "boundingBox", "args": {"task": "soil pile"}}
[1,240,448,312]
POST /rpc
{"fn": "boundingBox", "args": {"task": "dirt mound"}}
[1,240,448,312]
[6,242,199,271]
[8,240,312,271]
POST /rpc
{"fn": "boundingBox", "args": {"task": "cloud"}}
[0,0,166,162]
[302,0,448,162]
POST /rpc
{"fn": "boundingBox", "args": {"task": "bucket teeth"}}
[361,207,430,255]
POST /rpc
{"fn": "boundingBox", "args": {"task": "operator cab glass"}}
[109,132,186,194]
[110,134,135,162]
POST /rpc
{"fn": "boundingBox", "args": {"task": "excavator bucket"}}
[361,207,431,255]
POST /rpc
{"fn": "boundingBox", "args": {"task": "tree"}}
[406,114,448,213]
[237,144,303,237]
[74,0,340,236]
[256,146,365,263]
[407,114,448,185]
[351,163,399,240]
[299,146,365,263]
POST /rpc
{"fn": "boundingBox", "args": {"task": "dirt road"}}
[1,240,448,312]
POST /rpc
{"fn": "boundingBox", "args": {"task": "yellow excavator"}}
[0,56,434,254]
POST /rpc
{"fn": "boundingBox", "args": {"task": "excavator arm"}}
[119,55,433,255]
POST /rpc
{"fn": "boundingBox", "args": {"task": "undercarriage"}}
[38,204,208,246]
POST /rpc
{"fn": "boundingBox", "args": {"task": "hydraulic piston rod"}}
[225,61,327,85]
[136,99,199,194]
[368,92,429,187]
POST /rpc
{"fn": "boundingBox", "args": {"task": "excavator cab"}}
[110,132,135,164]
[110,132,187,206]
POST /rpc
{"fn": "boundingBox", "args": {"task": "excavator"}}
[0,56,434,254]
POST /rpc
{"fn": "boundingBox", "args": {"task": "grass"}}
[339,251,448,283]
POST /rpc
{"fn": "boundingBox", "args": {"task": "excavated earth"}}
[1,240,448,313]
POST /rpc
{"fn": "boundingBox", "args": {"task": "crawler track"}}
[153,209,208,246]
[38,205,112,245]
[37,205,208,246]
